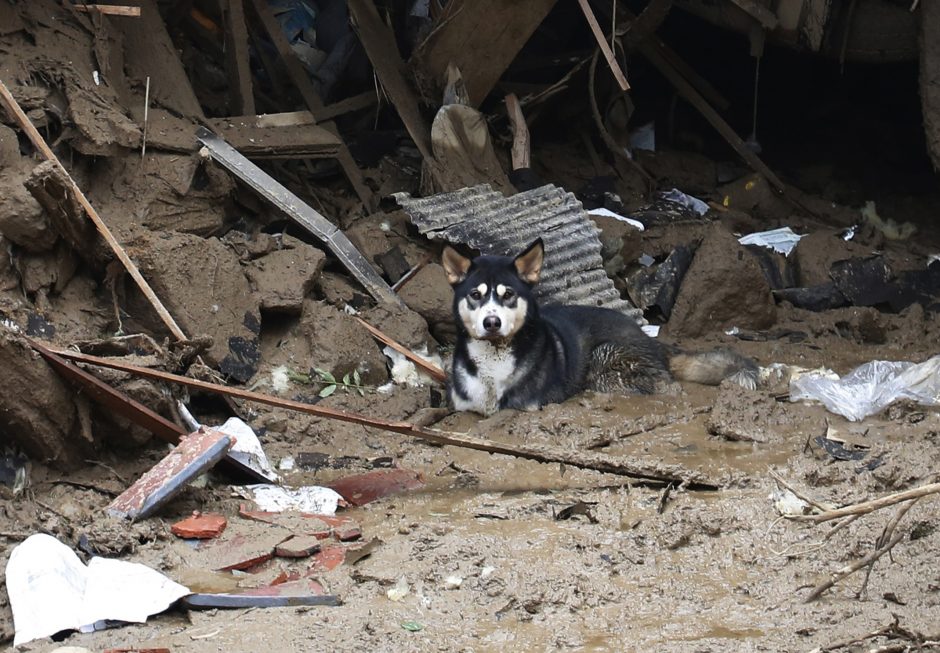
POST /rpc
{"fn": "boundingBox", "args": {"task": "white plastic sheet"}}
[246,484,343,514]
[738,227,804,256]
[7,534,189,646]
[790,356,940,421]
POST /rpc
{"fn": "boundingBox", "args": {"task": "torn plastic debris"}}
[660,188,709,217]
[588,207,645,231]
[790,356,940,421]
[179,403,278,483]
[7,534,189,646]
[738,227,804,256]
[243,484,343,514]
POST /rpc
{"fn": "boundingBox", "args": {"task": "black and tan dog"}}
[443,239,758,415]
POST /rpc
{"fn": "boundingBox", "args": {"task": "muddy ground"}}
[2,1,940,652]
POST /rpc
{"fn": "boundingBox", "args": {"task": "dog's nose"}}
[483,316,501,332]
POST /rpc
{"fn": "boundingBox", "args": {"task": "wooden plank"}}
[347,0,434,162]
[221,0,255,115]
[920,0,940,172]
[197,127,399,306]
[206,118,341,157]
[635,37,788,194]
[246,0,372,209]
[504,93,530,170]
[118,0,204,120]
[353,316,446,383]
[411,0,558,106]
[318,90,378,121]
[575,0,630,91]
[71,4,141,16]
[0,79,188,341]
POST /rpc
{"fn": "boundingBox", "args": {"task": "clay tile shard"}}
[327,468,425,506]
[107,428,234,521]
[210,531,292,572]
[274,534,322,558]
[171,512,228,539]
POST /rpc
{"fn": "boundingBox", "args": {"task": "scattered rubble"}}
[0,0,939,650]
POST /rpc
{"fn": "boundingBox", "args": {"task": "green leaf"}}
[319,384,337,398]
[343,373,351,385]
[316,368,336,384]
[358,387,366,397]
[400,621,424,632]
[353,370,361,385]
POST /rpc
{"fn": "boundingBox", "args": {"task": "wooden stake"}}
[47,347,720,488]
[353,316,446,383]
[0,78,188,341]
[576,0,630,91]
[72,4,141,16]
[141,75,150,159]
[505,93,530,170]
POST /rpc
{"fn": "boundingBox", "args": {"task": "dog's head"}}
[441,239,544,342]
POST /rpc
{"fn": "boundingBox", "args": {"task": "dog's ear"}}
[513,238,544,284]
[442,245,472,285]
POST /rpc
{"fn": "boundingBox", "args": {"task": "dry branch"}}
[787,481,940,523]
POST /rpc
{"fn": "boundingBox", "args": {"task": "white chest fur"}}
[451,340,519,415]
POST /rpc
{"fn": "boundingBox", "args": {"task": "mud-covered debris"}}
[107,428,233,521]
[171,512,228,539]
[247,239,326,314]
[625,245,694,320]
[667,223,777,337]
[182,578,339,609]
[0,329,84,468]
[554,502,598,524]
[0,164,55,253]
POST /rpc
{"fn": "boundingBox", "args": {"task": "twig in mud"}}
[810,614,936,652]
[804,528,906,602]
[585,406,711,449]
[857,498,920,598]
[85,459,128,484]
[786,480,940,524]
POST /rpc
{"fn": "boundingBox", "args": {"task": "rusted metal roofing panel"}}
[394,184,644,323]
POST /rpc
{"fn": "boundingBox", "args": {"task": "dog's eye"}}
[469,290,482,300]
[502,288,515,299]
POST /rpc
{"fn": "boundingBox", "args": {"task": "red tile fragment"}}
[171,512,228,539]
[308,545,347,571]
[270,570,302,585]
[327,468,425,506]
[334,525,362,542]
[274,534,322,558]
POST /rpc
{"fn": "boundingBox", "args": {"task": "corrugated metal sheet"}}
[394,184,644,323]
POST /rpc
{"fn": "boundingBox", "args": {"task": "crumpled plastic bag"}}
[790,356,940,421]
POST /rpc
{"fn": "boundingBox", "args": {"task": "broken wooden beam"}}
[246,0,373,209]
[71,4,141,16]
[505,93,531,170]
[353,316,446,383]
[0,78,188,341]
[206,117,341,158]
[196,127,400,306]
[576,0,630,90]
[633,33,788,194]
[48,348,721,489]
[30,338,187,445]
[410,0,559,106]
[346,0,434,162]
[220,0,255,115]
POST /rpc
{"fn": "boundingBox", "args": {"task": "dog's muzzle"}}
[482,315,502,334]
